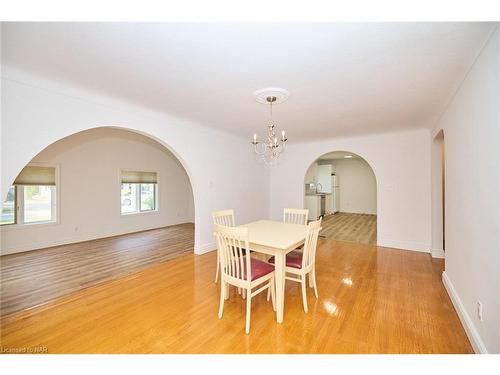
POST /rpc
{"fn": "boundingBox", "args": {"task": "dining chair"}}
[268,218,322,313]
[212,209,235,283]
[283,208,309,225]
[214,223,276,334]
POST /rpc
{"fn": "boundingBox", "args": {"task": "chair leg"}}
[218,281,225,318]
[245,292,252,334]
[266,284,270,301]
[308,271,313,288]
[312,268,319,299]
[242,288,246,299]
[215,252,219,283]
[270,278,276,312]
[301,276,308,313]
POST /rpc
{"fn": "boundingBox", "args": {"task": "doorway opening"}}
[0,127,195,316]
[432,130,445,257]
[304,151,377,245]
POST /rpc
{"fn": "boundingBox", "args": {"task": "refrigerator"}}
[332,174,340,213]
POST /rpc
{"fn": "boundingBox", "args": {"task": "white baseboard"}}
[377,238,431,253]
[0,222,194,255]
[339,210,377,215]
[195,242,216,255]
[431,248,446,259]
[442,271,487,353]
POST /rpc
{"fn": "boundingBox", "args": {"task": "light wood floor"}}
[321,212,377,245]
[0,223,194,317]
[0,238,472,353]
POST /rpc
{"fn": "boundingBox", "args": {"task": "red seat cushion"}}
[240,257,275,281]
[268,250,303,269]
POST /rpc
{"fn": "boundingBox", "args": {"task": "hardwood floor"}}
[0,223,194,317]
[0,239,472,353]
[321,212,377,245]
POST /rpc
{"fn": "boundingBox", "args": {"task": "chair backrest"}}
[213,223,251,282]
[302,218,322,270]
[283,208,309,225]
[212,209,235,227]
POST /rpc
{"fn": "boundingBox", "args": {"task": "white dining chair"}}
[269,218,322,313]
[214,223,276,334]
[283,208,309,225]
[212,209,235,283]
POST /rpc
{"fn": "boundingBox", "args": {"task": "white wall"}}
[437,26,500,353]
[331,158,377,214]
[1,128,194,255]
[1,68,270,255]
[270,129,432,252]
[304,162,318,183]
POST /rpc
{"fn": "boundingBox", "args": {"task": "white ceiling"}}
[319,151,360,160]
[1,22,496,141]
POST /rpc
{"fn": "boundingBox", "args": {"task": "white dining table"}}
[238,220,307,323]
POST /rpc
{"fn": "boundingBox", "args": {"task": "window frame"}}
[0,185,17,226]
[139,183,157,212]
[119,169,159,216]
[0,163,60,230]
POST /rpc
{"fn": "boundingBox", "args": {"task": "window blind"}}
[14,166,56,186]
[121,171,157,184]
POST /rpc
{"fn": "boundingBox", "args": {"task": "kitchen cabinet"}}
[325,194,333,215]
[304,195,321,220]
[317,165,332,193]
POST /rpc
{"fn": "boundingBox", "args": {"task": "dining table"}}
[237,219,307,323]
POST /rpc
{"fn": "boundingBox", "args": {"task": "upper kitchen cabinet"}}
[317,165,332,193]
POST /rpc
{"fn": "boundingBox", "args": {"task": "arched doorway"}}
[0,127,195,316]
[304,150,377,245]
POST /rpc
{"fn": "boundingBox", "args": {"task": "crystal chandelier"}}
[251,89,288,166]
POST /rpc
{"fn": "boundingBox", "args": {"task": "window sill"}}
[120,210,159,217]
[0,221,59,232]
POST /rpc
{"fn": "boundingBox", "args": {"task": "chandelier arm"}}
[251,90,288,166]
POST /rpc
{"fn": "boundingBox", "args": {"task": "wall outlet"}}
[477,301,483,321]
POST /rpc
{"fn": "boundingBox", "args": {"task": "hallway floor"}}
[320,212,377,245]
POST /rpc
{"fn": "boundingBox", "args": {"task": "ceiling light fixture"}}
[344,155,353,158]
[251,88,289,166]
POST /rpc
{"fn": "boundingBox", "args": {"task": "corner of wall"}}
[195,241,216,255]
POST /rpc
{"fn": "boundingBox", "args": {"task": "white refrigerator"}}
[332,175,340,213]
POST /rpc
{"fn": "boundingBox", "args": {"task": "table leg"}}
[274,252,286,323]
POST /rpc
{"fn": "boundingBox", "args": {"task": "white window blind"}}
[14,166,56,186]
[121,170,157,184]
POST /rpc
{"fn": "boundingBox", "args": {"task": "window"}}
[1,186,16,225]
[23,185,55,223]
[120,171,157,215]
[0,165,57,227]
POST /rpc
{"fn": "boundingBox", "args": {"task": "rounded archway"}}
[0,127,196,315]
[303,150,377,245]
[1,126,195,254]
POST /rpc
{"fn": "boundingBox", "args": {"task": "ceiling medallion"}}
[251,88,289,166]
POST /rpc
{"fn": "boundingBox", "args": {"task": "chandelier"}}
[251,88,289,166]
